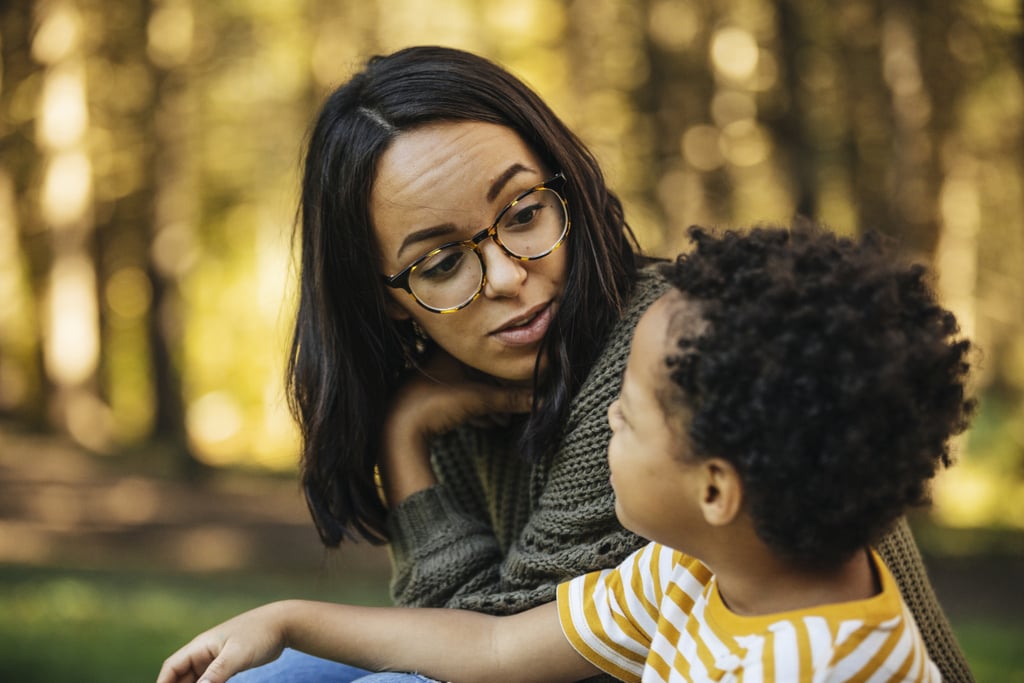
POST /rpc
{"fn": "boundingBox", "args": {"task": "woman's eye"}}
[505,203,542,229]
[420,250,464,280]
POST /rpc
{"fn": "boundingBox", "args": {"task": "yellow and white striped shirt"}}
[557,542,939,682]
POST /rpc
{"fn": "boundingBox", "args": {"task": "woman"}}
[232,46,973,682]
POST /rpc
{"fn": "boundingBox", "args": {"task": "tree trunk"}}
[0,0,48,426]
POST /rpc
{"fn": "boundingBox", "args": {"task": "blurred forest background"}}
[1,0,1023,681]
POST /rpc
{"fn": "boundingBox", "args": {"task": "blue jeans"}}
[228,648,439,682]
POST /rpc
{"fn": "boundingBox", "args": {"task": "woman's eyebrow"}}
[396,223,458,261]
[486,162,532,202]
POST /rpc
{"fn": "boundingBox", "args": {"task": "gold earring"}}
[411,320,430,354]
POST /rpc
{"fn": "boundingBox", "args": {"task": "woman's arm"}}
[386,332,635,613]
[379,349,533,507]
[382,349,534,608]
[156,601,598,683]
[877,517,975,682]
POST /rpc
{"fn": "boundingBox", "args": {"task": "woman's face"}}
[371,121,569,384]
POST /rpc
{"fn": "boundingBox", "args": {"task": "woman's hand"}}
[380,349,533,506]
[156,603,290,683]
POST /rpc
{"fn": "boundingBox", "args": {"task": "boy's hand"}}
[156,599,599,683]
[156,603,289,683]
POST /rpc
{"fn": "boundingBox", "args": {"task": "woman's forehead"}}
[370,121,546,266]
[373,122,537,196]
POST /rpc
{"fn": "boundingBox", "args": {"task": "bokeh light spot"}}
[711,27,759,82]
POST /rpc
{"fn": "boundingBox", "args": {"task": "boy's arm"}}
[157,600,599,683]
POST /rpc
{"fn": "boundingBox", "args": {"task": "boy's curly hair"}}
[662,221,975,569]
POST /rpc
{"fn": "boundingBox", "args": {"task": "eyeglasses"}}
[383,173,570,313]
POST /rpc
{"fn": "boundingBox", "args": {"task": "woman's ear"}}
[697,458,743,527]
[384,296,411,321]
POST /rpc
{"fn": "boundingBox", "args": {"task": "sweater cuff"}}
[387,484,478,565]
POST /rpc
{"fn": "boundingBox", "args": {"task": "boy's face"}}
[607,290,706,549]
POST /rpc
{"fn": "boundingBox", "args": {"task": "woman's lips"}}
[490,302,554,346]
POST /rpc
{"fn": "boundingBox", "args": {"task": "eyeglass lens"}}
[409,187,567,311]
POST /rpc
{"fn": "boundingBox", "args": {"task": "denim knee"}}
[227,648,371,682]
[353,675,441,683]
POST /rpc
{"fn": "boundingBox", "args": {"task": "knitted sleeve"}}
[386,426,517,608]
[877,516,975,682]
[386,268,670,617]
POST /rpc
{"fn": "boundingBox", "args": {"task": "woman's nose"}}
[480,240,527,298]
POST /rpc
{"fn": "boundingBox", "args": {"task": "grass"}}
[953,621,1024,682]
[0,565,390,683]
[1,565,1022,682]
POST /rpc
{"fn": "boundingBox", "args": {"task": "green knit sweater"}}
[386,266,974,682]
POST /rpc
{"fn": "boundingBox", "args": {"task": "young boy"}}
[158,223,974,683]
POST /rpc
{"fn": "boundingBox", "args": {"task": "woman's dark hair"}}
[289,46,639,545]
[661,222,975,569]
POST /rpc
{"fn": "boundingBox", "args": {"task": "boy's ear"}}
[697,458,743,527]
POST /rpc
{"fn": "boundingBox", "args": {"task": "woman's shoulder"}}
[622,260,673,324]
[571,262,672,391]
[554,259,674,431]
